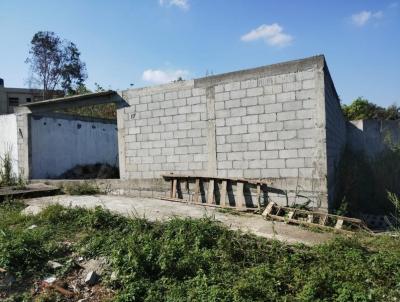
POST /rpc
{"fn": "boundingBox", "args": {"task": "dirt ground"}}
[23,195,333,245]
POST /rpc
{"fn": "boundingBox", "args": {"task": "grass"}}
[62,181,101,195]
[0,151,25,189]
[0,201,400,301]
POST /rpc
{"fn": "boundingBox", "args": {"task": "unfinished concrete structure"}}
[13,55,346,211]
[116,55,344,211]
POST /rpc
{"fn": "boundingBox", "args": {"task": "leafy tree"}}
[342,97,400,120]
[26,31,87,99]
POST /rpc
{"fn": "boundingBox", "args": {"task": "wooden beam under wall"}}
[220,180,227,207]
[207,179,215,204]
[193,178,200,203]
[236,182,245,209]
[171,179,177,198]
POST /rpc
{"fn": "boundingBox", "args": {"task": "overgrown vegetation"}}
[1,202,400,301]
[342,97,400,121]
[0,151,25,188]
[334,140,400,215]
[62,181,101,195]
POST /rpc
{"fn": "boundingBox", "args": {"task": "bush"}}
[63,181,101,195]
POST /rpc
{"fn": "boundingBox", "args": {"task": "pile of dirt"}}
[58,163,119,179]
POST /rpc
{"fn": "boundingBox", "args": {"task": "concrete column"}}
[117,92,127,179]
[206,86,217,176]
[16,113,31,179]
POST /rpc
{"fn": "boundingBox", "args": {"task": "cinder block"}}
[265,103,282,113]
[297,109,315,119]
[232,142,248,151]
[219,144,232,152]
[242,115,258,125]
[216,126,231,135]
[231,107,247,117]
[298,148,314,157]
[241,97,258,107]
[260,131,278,141]
[296,70,314,81]
[283,100,303,111]
[226,134,242,143]
[225,99,241,109]
[233,160,249,169]
[231,125,248,134]
[261,150,279,159]
[188,129,202,137]
[258,94,276,105]
[152,109,164,117]
[279,149,298,159]
[285,139,304,149]
[224,82,241,91]
[277,111,296,121]
[215,92,230,102]
[226,117,242,126]
[259,113,276,123]
[247,105,264,115]
[244,169,261,178]
[296,89,315,100]
[283,82,302,92]
[261,168,279,178]
[264,84,282,95]
[266,121,283,131]
[216,109,230,119]
[243,151,261,160]
[249,142,265,151]
[284,120,303,130]
[173,114,186,123]
[242,133,260,142]
[136,104,147,112]
[165,123,178,131]
[249,160,266,169]
[299,168,314,177]
[274,73,296,84]
[279,168,298,178]
[165,108,178,116]
[266,140,284,150]
[192,88,206,96]
[230,90,246,99]
[247,87,263,97]
[187,113,201,121]
[165,91,178,100]
[241,79,257,89]
[248,124,265,133]
[286,158,305,168]
[160,100,174,109]
[228,152,243,161]
[153,125,165,132]
[148,102,160,110]
[178,89,192,98]
[297,129,316,138]
[277,91,296,102]
[267,159,285,168]
[178,106,191,115]
[278,130,296,140]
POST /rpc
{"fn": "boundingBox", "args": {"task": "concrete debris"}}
[47,260,63,269]
[84,271,98,286]
[43,276,57,285]
[110,271,118,281]
[27,224,37,230]
[81,257,109,276]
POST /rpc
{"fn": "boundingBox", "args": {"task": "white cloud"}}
[351,10,383,27]
[241,23,293,47]
[159,0,189,10]
[142,69,189,84]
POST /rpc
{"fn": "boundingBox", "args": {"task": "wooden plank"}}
[193,178,200,203]
[207,180,215,204]
[236,182,245,209]
[171,179,177,199]
[262,201,276,217]
[220,180,227,207]
[256,184,261,211]
[335,219,344,230]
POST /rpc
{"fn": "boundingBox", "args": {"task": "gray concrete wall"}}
[29,113,118,179]
[324,66,347,209]
[118,56,331,210]
[348,119,400,157]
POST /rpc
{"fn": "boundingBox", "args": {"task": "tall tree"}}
[26,31,87,99]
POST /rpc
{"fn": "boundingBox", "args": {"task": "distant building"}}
[0,78,62,114]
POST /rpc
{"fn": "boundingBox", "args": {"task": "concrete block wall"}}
[118,81,209,180]
[324,67,347,208]
[119,56,333,210]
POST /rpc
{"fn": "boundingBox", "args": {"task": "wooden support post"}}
[193,178,200,203]
[220,180,227,207]
[171,179,177,198]
[236,182,245,209]
[256,184,261,211]
[207,179,215,204]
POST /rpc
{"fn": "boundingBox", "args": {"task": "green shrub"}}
[63,181,101,195]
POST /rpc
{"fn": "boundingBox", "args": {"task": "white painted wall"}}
[30,114,118,179]
[0,114,19,176]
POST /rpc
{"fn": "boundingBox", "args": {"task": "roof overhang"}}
[16,90,125,114]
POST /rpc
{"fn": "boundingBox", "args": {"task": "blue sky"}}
[0,0,399,106]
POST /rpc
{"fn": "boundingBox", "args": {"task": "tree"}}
[26,31,87,99]
[342,97,400,120]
